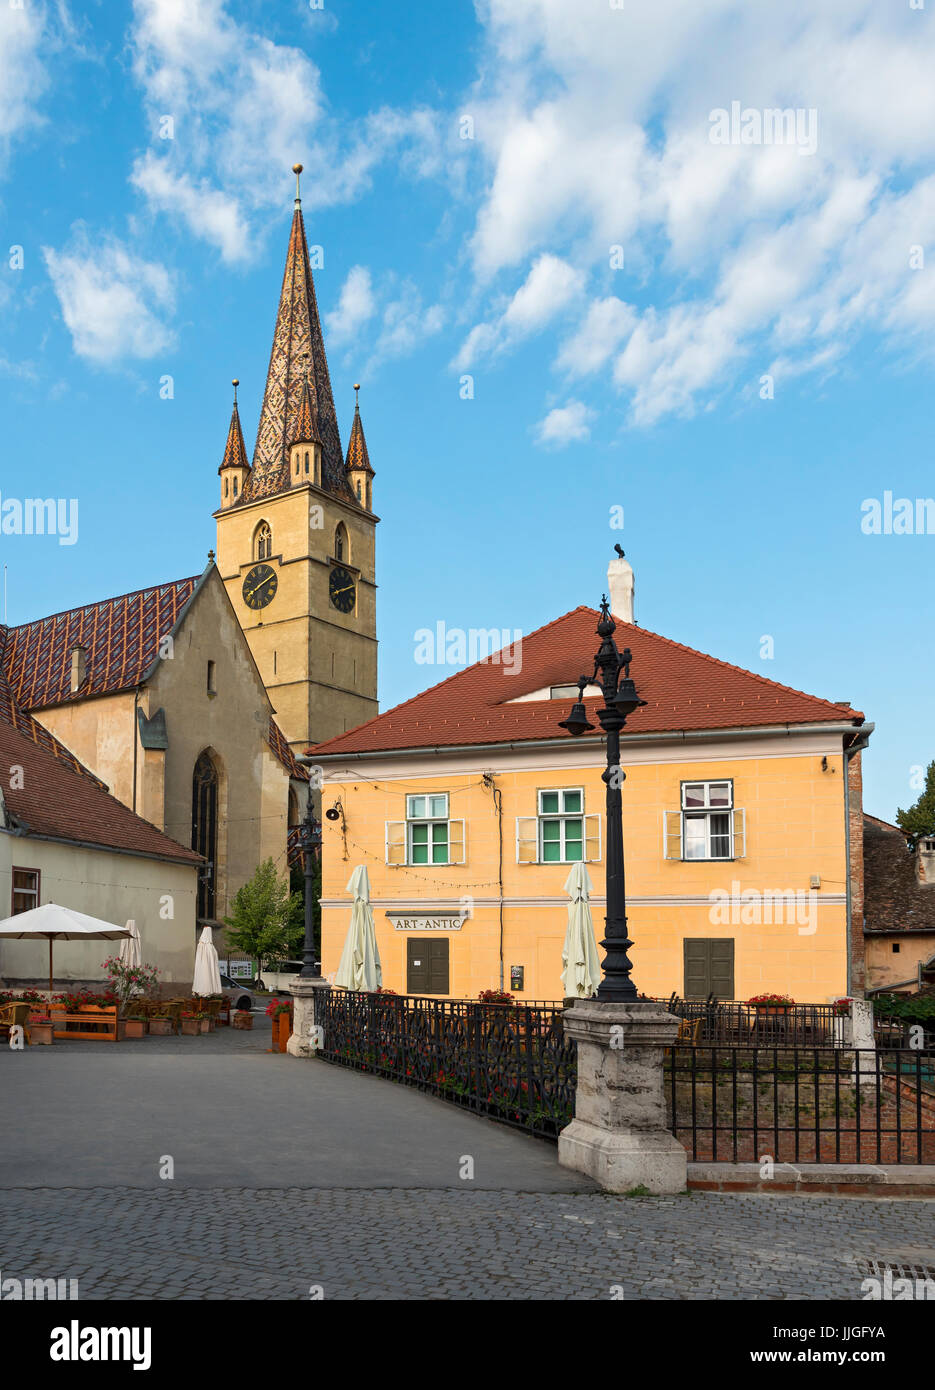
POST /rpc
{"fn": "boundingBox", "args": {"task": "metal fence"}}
[665,996,839,1047]
[315,989,577,1138]
[667,1044,935,1164]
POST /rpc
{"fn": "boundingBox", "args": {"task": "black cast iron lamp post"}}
[559,596,646,1002]
[298,798,323,979]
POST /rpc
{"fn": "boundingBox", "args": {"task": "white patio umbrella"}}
[192,925,222,996]
[560,862,602,999]
[118,919,141,969]
[0,902,131,994]
[334,865,382,992]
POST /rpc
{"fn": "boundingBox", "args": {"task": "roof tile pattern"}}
[0,628,107,790]
[863,814,935,935]
[292,374,321,446]
[311,606,863,757]
[4,578,199,711]
[219,400,250,476]
[247,204,348,501]
[345,403,373,475]
[268,716,309,781]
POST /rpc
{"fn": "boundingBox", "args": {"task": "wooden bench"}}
[50,1004,118,1041]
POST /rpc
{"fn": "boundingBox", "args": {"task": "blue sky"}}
[1,0,934,821]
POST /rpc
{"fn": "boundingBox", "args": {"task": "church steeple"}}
[218,379,251,509]
[247,163,346,502]
[345,383,374,511]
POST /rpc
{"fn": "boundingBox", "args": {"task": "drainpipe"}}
[132,688,141,814]
[482,772,505,992]
[843,722,874,996]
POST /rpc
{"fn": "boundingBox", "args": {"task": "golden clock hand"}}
[332,584,354,596]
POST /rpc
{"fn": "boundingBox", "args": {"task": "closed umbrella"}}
[118,919,141,970]
[334,865,382,991]
[560,862,602,999]
[0,902,131,993]
[193,925,222,996]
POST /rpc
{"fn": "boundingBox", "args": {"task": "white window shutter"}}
[448,819,466,865]
[584,813,602,863]
[663,810,683,860]
[731,808,746,859]
[385,820,406,866]
[516,816,538,864]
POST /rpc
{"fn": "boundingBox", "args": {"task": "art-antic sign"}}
[386,913,464,931]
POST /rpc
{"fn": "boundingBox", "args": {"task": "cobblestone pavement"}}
[3,1018,935,1299]
[3,1186,935,1300]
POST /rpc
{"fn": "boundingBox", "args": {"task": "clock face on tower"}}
[242,563,278,610]
[329,566,356,614]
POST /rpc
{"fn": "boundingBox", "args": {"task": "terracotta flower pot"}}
[180,1018,199,1036]
[124,1019,147,1039]
[277,1014,292,1052]
[28,1022,53,1045]
[199,1018,210,1034]
[150,1017,173,1035]
[233,1011,253,1030]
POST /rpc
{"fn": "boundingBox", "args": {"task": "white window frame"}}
[663,780,745,861]
[516,788,601,864]
[385,794,465,866]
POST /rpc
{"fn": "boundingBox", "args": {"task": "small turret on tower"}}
[289,358,323,488]
[218,379,251,509]
[345,384,374,510]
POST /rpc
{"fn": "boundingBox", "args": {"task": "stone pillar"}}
[285,977,331,1057]
[559,999,687,1194]
[846,997,877,1081]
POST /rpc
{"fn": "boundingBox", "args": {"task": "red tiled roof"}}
[310,606,864,757]
[345,402,373,475]
[0,715,202,863]
[0,628,108,790]
[5,577,199,710]
[268,717,309,781]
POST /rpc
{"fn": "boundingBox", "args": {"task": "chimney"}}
[70,644,87,693]
[608,548,634,623]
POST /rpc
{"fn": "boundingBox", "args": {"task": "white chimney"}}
[70,644,87,693]
[607,549,634,623]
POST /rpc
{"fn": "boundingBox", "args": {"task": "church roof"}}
[3,574,307,782]
[219,397,250,476]
[310,605,865,758]
[246,193,350,502]
[345,401,373,476]
[0,627,199,862]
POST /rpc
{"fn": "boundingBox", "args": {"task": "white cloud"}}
[43,227,175,364]
[455,253,584,368]
[457,0,935,422]
[130,0,443,260]
[0,1,52,170]
[326,266,377,347]
[535,400,594,448]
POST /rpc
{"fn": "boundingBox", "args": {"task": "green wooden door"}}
[683,938,734,999]
[407,938,450,994]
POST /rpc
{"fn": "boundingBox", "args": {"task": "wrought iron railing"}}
[315,989,576,1138]
[667,1044,935,1164]
[665,995,839,1046]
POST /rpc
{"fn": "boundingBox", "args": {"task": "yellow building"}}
[311,563,872,1004]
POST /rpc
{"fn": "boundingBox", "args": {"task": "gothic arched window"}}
[192,751,219,920]
[304,450,310,474]
[334,522,348,563]
[255,522,272,560]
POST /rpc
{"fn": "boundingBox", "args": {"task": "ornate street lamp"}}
[559,596,646,1001]
[297,797,323,979]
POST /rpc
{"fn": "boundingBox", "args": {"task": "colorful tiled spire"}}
[218,379,250,475]
[292,365,321,445]
[248,164,345,499]
[345,384,374,477]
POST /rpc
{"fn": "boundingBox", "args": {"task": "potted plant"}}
[265,997,292,1048]
[746,992,795,1015]
[179,1011,200,1036]
[149,1010,174,1036]
[27,1013,53,1045]
[478,989,515,1005]
[233,1009,254,1031]
[198,1013,211,1034]
[124,1014,148,1039]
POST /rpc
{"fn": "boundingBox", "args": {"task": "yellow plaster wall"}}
[35,691,139,807]
[865,934,935,991]
[320,748,851,1003]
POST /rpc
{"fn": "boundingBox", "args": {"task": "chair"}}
[0,1000,35,1044]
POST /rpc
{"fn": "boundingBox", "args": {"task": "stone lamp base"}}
[558,999,687,1194]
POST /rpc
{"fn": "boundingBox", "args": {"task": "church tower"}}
[214,164,378,754]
